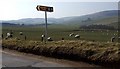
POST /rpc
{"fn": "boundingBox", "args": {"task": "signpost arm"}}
[45,11,48,43]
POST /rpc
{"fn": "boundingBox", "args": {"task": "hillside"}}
[1,10,118,27]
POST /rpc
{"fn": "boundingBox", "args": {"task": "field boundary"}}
[2,39,120,68]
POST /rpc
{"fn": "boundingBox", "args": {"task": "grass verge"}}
[2,38,120,68]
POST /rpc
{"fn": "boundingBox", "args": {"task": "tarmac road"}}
[2,51,69,67]
[1,49,101,68]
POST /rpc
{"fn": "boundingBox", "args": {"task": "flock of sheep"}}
[2,31,81,41]
[1,30,120,42]
[2,31,25,40]
[41,33,80,41]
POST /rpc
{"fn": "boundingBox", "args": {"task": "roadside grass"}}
[2,38,120,67]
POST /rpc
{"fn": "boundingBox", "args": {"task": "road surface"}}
[1,49,100,67]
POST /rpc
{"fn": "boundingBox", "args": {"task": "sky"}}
[0,0,119,20]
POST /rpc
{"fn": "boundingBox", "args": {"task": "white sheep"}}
[7,33,10,36]
[19,32,23,35]
[47,37,53,41]
[41,34,45,41]
[41,35,45,37]
[6,33,11,38]
[69,33,74,36]
[111,37,115,42]
[75,34,80,38]
[5,32,12,39]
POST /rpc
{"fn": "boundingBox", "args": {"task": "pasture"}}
[2,25,119,42]
[2,25,120,67]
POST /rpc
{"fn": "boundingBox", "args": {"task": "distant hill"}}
[60,10,118,25]
[2,18,58,25]
[1,23,19,27]
[1,22,53,27]
[1,10,118,27]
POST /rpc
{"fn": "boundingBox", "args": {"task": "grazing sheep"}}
[47,37,53,41]
[41,35,45,37]
[69,33,74,36]
[7,33,12,38]
[41,35,45,41]
[19,32,23,35]
[5,33,12,39]
[7,33,10,36]
[75,34,80,38]
[111,37,115,42]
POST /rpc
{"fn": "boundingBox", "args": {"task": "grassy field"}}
[2,24,119,42]
[2,25,120,68]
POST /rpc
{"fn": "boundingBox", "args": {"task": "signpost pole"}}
[36,5,53,43]
[45,11,48,44]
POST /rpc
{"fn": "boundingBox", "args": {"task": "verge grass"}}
[2,38,120,67]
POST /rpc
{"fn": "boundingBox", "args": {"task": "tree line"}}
[80,24,116,30]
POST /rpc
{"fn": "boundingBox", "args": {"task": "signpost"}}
[36,5,53,43]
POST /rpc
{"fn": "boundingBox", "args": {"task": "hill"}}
[1,10,118,27]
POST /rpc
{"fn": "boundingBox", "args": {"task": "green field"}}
[2,24,119,42]
[2,25,120,67]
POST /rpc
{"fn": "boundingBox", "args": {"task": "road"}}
[2,50,69,67]
[1,49,101,68]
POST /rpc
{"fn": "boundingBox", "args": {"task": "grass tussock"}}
[2,38,120,67]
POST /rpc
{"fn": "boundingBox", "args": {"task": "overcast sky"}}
[0,0,119,20]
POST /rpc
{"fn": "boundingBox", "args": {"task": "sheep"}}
[6,32,12,38]
[69,33,74,36]
[5,33,12,39]
[19,32,23,35]
[7,33,10,37]
[75,34,80,38]
[41,35,45,37]
[111,37,115,42]
[47,37,53,41]
[41,35,45,41]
